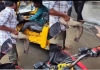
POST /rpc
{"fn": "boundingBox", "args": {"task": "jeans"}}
[67,7,72,16]
[73,1,86,21]
[20,21,40,32]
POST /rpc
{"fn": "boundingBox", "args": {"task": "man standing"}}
[73,1,86,22]
[49,1,83,49]
[0,1,18,64]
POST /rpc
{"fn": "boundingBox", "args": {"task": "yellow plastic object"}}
[40,24,49,49]
[16,23,50,50]
[57,63,74,70]
[29,8,38,15]
[27,24,49,50]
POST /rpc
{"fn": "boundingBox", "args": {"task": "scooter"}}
[16,1,50,51]
[33,44,99,70]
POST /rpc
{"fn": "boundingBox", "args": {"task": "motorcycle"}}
[33,44,99,70]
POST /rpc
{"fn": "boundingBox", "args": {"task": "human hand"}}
[11,30,18,35]
[95,26,100,37]
[62,14,70,22]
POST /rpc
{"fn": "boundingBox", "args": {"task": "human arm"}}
[25,8,43,21]
[0,25,18,35]
[0,11,18,35]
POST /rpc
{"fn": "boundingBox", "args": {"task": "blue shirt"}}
[29,5,48,25]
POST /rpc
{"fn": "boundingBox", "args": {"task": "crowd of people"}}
[0,0,100,67]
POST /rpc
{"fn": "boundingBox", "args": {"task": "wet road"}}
[1,3,100,69]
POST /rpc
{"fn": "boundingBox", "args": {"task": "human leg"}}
[19,21,34,32]
[67,7,72,16]
[8,44,18,64]
[77,1,86,21]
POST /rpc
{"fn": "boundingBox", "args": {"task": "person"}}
[73,1,86,22]
[67,1,73,16]
[0,1,18,64]
[19,0,48,32]
[49,1,83,49]
[0,0,5,12]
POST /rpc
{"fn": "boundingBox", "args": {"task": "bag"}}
[49,22,62,37]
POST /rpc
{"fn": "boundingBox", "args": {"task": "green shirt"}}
[29,5,48,26]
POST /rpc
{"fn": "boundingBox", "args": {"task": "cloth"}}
[0,7,18,46]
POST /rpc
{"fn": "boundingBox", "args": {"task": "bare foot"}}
[79,20,84,23]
